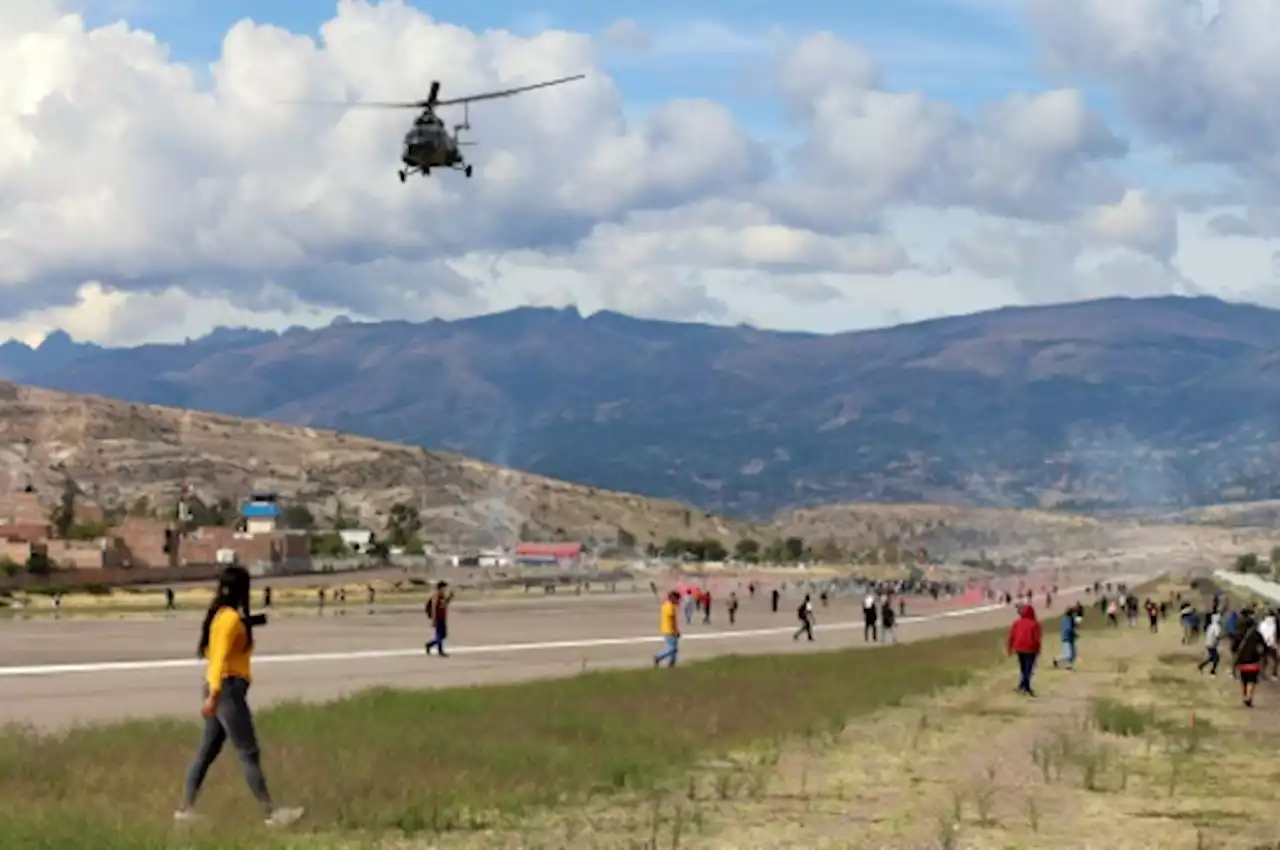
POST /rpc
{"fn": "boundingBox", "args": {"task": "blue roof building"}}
[242,502,281,519]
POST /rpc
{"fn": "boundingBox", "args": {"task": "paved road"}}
[0,577,1130,730]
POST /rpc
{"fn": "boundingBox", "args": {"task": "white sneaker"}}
[264,806,305,827]
[173,809,205,824]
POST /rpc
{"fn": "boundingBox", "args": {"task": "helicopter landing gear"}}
[398,170,406,183]
[465,164,473,178]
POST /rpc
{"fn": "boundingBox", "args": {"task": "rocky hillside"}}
[0,382,757,549]
[0,382,1139,555]
[5,296,1280,515]
[777,503,1110,559]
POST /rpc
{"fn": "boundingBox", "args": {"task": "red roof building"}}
[514,542,583,563]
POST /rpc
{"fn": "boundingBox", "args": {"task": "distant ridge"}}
[5,295,1280,515]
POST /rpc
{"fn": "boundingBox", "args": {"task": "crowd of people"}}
[651,575,963,668]
[1006,581,1280,709]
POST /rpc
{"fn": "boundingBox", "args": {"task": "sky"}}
[2,0,1280,346]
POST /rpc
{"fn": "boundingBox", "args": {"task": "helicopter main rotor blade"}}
[433,74,585,107]
[276,74,583,110]
[277,99,431,109]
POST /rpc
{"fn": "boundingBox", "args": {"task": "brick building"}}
[181,526,311,572]
[0,489,46,526]
[0,487,313,576]
[112,517,176,569]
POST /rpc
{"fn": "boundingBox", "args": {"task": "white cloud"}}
[2,0,1279,347]
[1080,189,1178,260]
[775,36,1125,222]
[1029,0,1280,182]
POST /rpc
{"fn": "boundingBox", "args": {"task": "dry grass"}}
[509,578,1278,850]
[0,618,1017,849]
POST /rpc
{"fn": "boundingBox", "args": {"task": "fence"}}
[0,556,438,592]
[0,563,225,592]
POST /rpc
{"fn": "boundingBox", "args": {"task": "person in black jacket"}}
[1233,611,1267,707]
[880,597,897,643]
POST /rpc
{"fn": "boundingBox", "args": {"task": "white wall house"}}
[339,529,374,552]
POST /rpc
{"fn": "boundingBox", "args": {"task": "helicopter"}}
[305,74,585,182]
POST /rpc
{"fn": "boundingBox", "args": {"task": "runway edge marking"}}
[0,581,1127,679]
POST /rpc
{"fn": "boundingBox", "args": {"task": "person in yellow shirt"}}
[175,566,303,827]
[653,590,681,668]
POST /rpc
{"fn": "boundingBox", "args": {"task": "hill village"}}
[0,484,589,588]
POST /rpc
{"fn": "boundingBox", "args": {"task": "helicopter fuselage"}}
[402,113,458,167]
[399,110,470,180]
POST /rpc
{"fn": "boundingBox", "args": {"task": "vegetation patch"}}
[1090,698,1156,737]
[0,623,1011,848]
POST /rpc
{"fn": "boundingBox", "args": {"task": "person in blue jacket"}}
[1052,603,1082,670]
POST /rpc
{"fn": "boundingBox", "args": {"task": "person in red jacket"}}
[1007,604,1043,697]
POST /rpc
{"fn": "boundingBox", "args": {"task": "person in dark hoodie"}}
[880,596,897,643]
[1007,604,1043,697]
[1232,610,1268,707]
[1052,603,1081,670]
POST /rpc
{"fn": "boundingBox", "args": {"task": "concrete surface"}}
[0,584,1111,730]
[1213,570,1280,603]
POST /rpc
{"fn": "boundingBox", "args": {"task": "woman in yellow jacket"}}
[174,566,303,826]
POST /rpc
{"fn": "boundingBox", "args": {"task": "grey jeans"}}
[182,677,274,812]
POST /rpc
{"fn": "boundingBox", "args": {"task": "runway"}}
[0,583,1113,730]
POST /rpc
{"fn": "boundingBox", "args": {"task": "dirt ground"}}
[446,581,1278,850]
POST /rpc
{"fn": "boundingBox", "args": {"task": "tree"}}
[310,532,349,557]
[331,502,357,530]
[661,537,687,558]
[67,520,111,541]
[1236,552,1260,573]
[26,549,51,576]
[783,536,805,562]
[813,538,843,564]
[181,496,236,528]
[128,496,152,518]
[703,539,728,561]
[616,527,637,550]
[733,539,760,561]
[404,537,426,555]
[214,497,238,525]
[385,503,422,547]
[283,504,316,530]
[50,477,78,538]
[761,539,787,563]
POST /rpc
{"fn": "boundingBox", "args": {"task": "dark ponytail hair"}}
[196,566,254,657]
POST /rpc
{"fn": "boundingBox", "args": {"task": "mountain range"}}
[5,295,1280,516]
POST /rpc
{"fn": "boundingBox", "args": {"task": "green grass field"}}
[0,589,1142,849]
